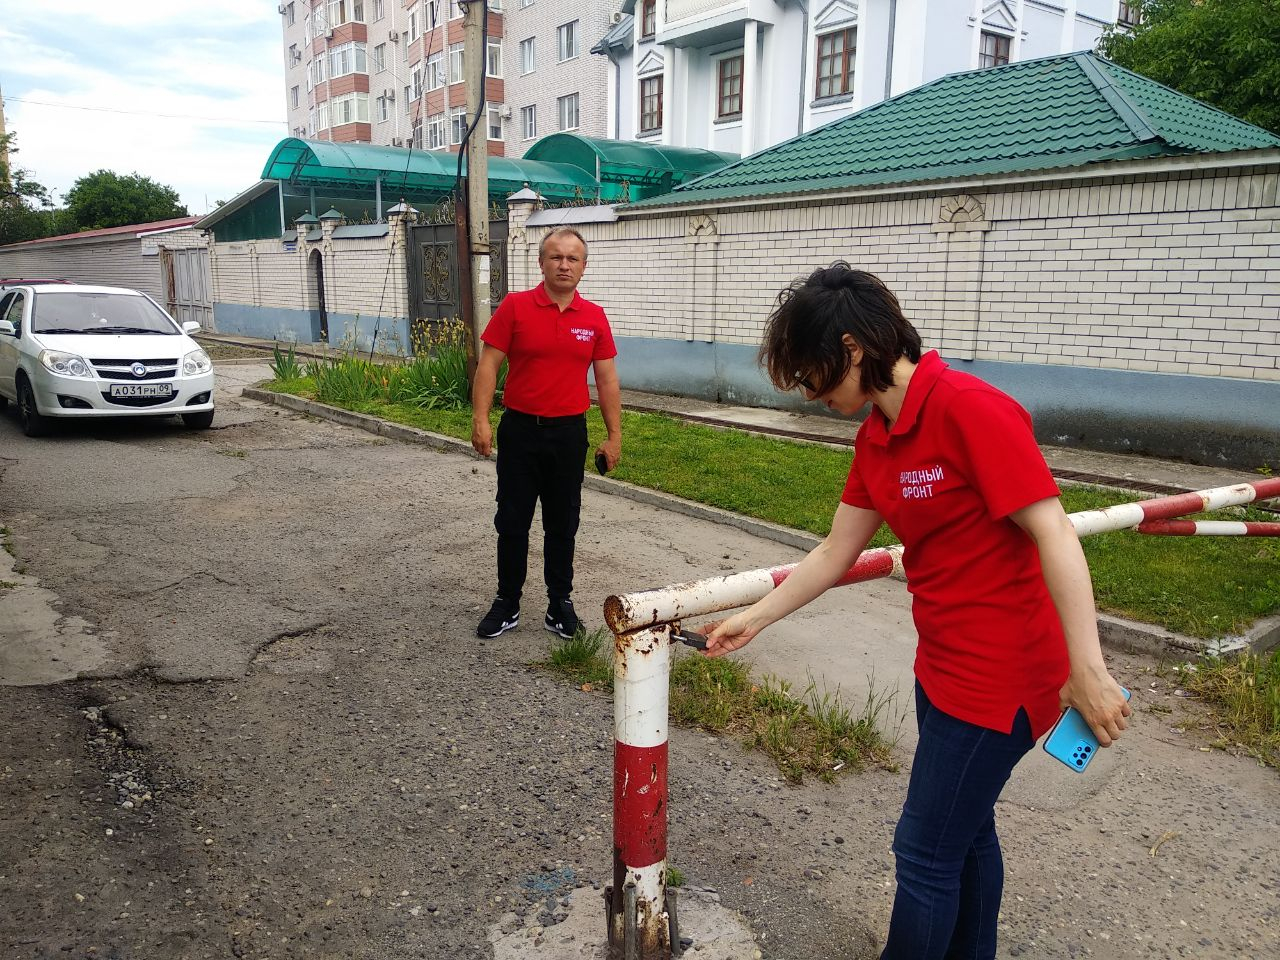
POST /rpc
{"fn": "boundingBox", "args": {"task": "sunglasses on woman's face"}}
[794,372,817,394]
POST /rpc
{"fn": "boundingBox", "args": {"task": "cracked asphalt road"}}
[1,361,1276,959]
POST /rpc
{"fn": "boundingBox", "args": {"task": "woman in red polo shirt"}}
[704,264,1131,960]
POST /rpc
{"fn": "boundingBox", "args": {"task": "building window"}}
[1118,1,1141,26]
[717,55,743,120]
[289,43,301,66]
[639,75,662,133]
[641,0,656,39]
[408,7,420,42]
[557,21,579,62]
[373,43,386,71]
[488,104,503,140]
[519,0,534,8]
[449,47,465,84]
[412,64,424,99]
[376,94,390,121]
[373,0,385,20]
[404,84,412,114]
[521,104,536,140]
[557,92,579,130]
[427,52,445,89]
[311,101,332,132]
[427,112,446,149]
[328,41,368,79]
[308,56,327,90]
[330,92,369,125]
[450,105,468,144]
[520,37,536,75]
[487,39,502,77]
[815,27,855,99]
[291,85,300,109]
[979,31,1011,68]
[286,2,296,26]
[327,0,364,28]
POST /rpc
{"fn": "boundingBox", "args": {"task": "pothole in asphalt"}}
[251,625,336,675]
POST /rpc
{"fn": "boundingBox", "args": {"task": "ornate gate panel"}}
[407,214,509,353]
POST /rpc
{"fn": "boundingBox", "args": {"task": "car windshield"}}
[32,291,179,335]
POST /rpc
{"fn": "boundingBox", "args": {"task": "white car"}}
[0,283,215,437]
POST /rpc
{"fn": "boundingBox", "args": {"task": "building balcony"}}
[658,0,780,46]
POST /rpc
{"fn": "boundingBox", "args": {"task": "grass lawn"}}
[265,377,1279,638]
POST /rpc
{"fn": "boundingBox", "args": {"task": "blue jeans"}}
[881,683,1034,960]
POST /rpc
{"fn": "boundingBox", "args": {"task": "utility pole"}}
[462,0,490,369]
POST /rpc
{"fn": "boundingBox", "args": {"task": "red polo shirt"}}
[481,282,617,417]
[841,351,1069,738]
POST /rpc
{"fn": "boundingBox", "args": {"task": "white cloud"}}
[0,1,288,216]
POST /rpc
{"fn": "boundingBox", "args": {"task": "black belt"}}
[502,408,586,426]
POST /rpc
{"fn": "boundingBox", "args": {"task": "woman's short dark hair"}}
[760,263,921,396]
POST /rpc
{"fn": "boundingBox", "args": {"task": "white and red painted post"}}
[601,476,1279,956]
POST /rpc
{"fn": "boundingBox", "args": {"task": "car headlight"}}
[38,350,94,379]
[182,349,212,376]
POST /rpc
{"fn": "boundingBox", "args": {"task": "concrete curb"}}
[241,386,1277,660]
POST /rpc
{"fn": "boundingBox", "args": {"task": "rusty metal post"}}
[608,623,672,958]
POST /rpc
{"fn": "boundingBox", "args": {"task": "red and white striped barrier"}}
[609,624,673,956]
[602,475,1279,956]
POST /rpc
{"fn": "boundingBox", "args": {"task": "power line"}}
[3,96,285,126]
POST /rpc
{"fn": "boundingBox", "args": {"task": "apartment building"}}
[280,0,627,159]
[280,0,507,155]
[593,0,1134,156]
[498,0,616,156]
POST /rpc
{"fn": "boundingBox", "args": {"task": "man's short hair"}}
[760,263,922,396]
[538,227,588,261]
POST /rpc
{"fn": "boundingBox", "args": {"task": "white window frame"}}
[373,0,385,20]
[557,21,579,62]
[426,52,445,90]
[487,39,502,78]
[372,43,386,72]
[427,112,447,148]
[519,37,536,75]
[519,0,534,8]
[487,104,503,140]
[286,2,296,26]
[449,47,464,84]
[557,91,579,131]
[329,91,370,126]
[521,104,536,140]
[450,105,468,145]
[412,64,424,99]
[328,41,368,80]
[376,94,390,122]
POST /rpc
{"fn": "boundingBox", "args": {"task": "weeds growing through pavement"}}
[540,630,900,783]
[1179,649,1280,768]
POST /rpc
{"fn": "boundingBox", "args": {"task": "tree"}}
[1098,0,1280,135]
[61,170,188,232]
[0,131,57,247]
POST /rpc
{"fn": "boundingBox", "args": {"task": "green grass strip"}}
[266,377,1279,638]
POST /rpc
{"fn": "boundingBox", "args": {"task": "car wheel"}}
[17,379,49,438]
[182,409,215,430]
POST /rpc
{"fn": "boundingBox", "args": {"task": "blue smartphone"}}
[1042,687,1131,773]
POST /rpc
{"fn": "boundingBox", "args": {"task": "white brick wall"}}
[511,163,1280,383]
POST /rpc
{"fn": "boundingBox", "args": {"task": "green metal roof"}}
[522,134,738,202]
[261,137,600,201]
[628,52,1280,210]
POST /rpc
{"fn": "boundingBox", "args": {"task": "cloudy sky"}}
[0,0,287,217]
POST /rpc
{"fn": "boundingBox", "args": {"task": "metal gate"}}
[407,214,508,350]
[163,247,214,330]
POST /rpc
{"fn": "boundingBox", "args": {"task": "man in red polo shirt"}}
[470,227,622,639]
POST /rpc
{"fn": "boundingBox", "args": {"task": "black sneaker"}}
[544,598,581,639]
[476,597,519,638]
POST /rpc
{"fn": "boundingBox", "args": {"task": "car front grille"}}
[89,358,179,381]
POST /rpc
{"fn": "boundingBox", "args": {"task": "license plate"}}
[109,383,173,399]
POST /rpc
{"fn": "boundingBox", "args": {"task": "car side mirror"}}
[182,321,202,334]
[0,319,15,336]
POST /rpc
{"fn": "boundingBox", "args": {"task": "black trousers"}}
[494,409,588,604]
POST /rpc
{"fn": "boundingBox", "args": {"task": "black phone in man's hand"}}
[595,451,609,475]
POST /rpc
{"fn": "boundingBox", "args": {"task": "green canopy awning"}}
[522,133,737,200]
[261,138,600,201]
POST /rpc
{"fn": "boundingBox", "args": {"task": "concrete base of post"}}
[487,884,761,960]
